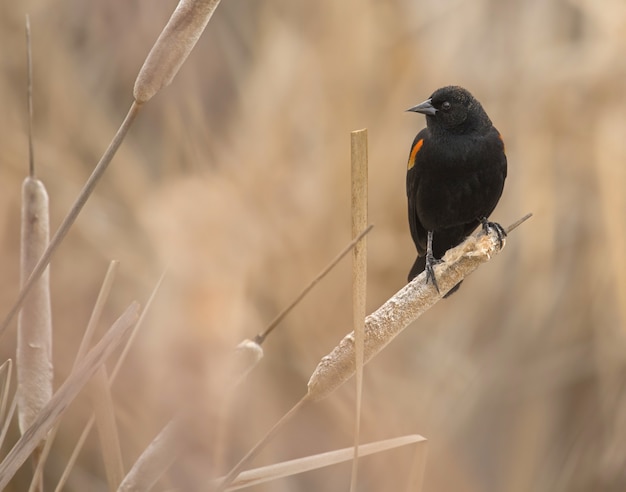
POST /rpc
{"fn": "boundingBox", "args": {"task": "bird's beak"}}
[407,98,437,116]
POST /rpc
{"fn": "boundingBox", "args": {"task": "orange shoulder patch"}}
[498,132,506,153]
[407,138,424,170]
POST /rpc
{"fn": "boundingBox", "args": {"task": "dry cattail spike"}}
[17,177,52,435]
[118,416,184,492]
[134,0,222,103]
[307,214,532,401]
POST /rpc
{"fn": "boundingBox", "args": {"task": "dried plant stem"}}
[0,360,13,429]
[350,129,368,491]
[25,15,34,178]
[0,302,140,489]
[134,0,222,103]
[0,102,142,338]
[223,434,426,491]
[255,224,374,344]
[17,13,53,438]
[75,260,120,365]
[30,260,120,488]
[307,214,532,401]
[54,271,166,492]
[213,397,310,492]
[21,18,49,492]
[92,367,124,490]
[0,396,18,451]
[0,361,15,450]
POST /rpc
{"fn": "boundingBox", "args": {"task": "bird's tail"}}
[407,256,426,283]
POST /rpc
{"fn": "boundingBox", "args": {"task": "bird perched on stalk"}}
[406,86,507,296]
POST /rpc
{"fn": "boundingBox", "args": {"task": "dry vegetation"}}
[0,0,625,490]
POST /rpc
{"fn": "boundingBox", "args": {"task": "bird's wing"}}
[406,129,429,256]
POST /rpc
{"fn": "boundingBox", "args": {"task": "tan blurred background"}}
[1,0,626,490]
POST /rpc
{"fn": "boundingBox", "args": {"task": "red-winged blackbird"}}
[406,86,507,296]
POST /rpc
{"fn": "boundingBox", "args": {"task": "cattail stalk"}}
[307,215,531,401]
[350,129,368,491]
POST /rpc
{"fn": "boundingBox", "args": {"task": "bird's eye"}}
[441,101,451,111]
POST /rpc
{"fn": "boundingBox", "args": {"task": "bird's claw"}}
[425,254,441,293]
[481,218,507,250]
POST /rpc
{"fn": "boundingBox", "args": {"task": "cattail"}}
[17,177,52,435]
[307,228,507,401]
[118,417,184,492]
[134,0,222,103]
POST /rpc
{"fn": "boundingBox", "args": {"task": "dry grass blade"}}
[221,434,426,491]
[213,398,310,492]
[0,360,14,446]
[350,129,368,491]
[0,302,140,489]
[74,260,120,365]
[92,367,124,489]
[307,214,532,402]
[0,396,19,451]
[53,418,90,492]
[55,272,166,492]
[0,360,13,432]
[134,0,222,103]
[31,260,120,488]
[117,416,184,492]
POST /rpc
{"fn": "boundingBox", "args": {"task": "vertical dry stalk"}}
[134,0,222,103]
[17,177,53,435]
[350,129,368,490]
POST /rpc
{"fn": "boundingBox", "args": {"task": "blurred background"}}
[1,0,626,490]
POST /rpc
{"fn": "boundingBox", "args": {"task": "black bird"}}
[406,86,507,296]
